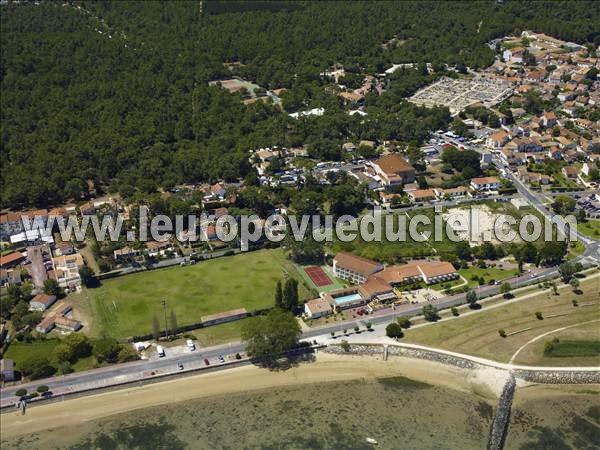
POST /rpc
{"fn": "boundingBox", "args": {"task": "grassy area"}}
[515,321,600,366]
[458,266,517,287]
[578,219,600,240]
[188,319,246,347]
[90,249,292,339]
[331,209,457,263]
[404,275,600,364]
[544,339,600,358]
[3,339,97,376]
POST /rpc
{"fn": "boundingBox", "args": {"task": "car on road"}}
[204,358,210,366]
[156,345,165,357]
[177,363,184,371]
[186,339,196,351]
[218,355,225,363]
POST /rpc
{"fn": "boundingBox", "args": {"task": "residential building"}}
[370,154,416,187]
[29,294,57,311]
[304,298,332,319]
[470,176,501,191]
[53,253,85,290]
[332,252,383,284]
[486,130,510,149]
[562,166,578,179]
[0,268,22,287]
[0,251,25,269]
[408,189,436,203]
[373,260,458,286]
[0,359,15,382]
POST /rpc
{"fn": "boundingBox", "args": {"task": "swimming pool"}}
[333,293,363,306]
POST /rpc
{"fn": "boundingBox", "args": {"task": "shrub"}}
[535,311,543,320]
[340,340,351,352]
[364,322,372,331]
[386,323,404,338]
[572,299,578,307]
[397,316,411,329]
[235,353,242,360]
[330,331,335,337]
[36,385,49,393]
[353,326,360,333]
[498,329,506,338]
[451,307,459,317]
[15,388,27,398]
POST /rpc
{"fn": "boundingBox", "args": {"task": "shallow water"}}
[4,377,494,450]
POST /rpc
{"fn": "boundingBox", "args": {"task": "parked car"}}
[177,363,184,371]
[218,355,225,363]
[204,358,210,366]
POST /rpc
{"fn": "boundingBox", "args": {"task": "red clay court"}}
[305,266,332,287]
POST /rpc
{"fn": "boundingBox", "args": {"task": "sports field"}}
[305,266,332,287]
[91,249,291,339]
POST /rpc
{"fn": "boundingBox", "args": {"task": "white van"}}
[186,339,196,351]
[156,345,165,357]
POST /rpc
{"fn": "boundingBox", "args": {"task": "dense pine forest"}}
[1,0,599,208]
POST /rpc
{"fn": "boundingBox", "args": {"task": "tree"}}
[498,329,506,338]
[535,311,543,320]
[241,309,301,363]
[93,338,121,363]
[340,340,351,352]
[466,290,478,308]
[569,277,580,292]
[539,241,567,266]
[451,307,459,316]
[78,266,96,288]
[43,278,60,296]
[283,278,299,312]
[386,322,404,338]
[422,304,440,322]
[397,316,411,329]
[19,355,56,380]
[500,282,512,298]
[558,261,577,283]
[170,309,178,336]
[455,241,472,261]
[275,280,284,309]
[15,388,27,398]
[117,346,140,363]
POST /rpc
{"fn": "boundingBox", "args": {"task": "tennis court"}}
[304,266,332,287]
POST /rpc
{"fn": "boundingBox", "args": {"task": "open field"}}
[0,353,495,448]
[90,249,295,339]
[404,275,600,364]
[331,209,458,262]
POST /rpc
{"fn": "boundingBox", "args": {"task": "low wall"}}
[323,343,600,384]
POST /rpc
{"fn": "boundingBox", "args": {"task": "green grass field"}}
[459,266,517,287]
[331,209,457,263]
[577,219,600,240]
[91,249,292,339]
[544,340,600,358]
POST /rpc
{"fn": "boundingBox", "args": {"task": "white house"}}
[470,176,501,191]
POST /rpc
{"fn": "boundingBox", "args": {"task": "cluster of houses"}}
[304,252,459,319]
[483,32,599,192]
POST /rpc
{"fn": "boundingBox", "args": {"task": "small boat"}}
[366,437,378,445]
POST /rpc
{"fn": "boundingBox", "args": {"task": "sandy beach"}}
[1,352,498,440]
